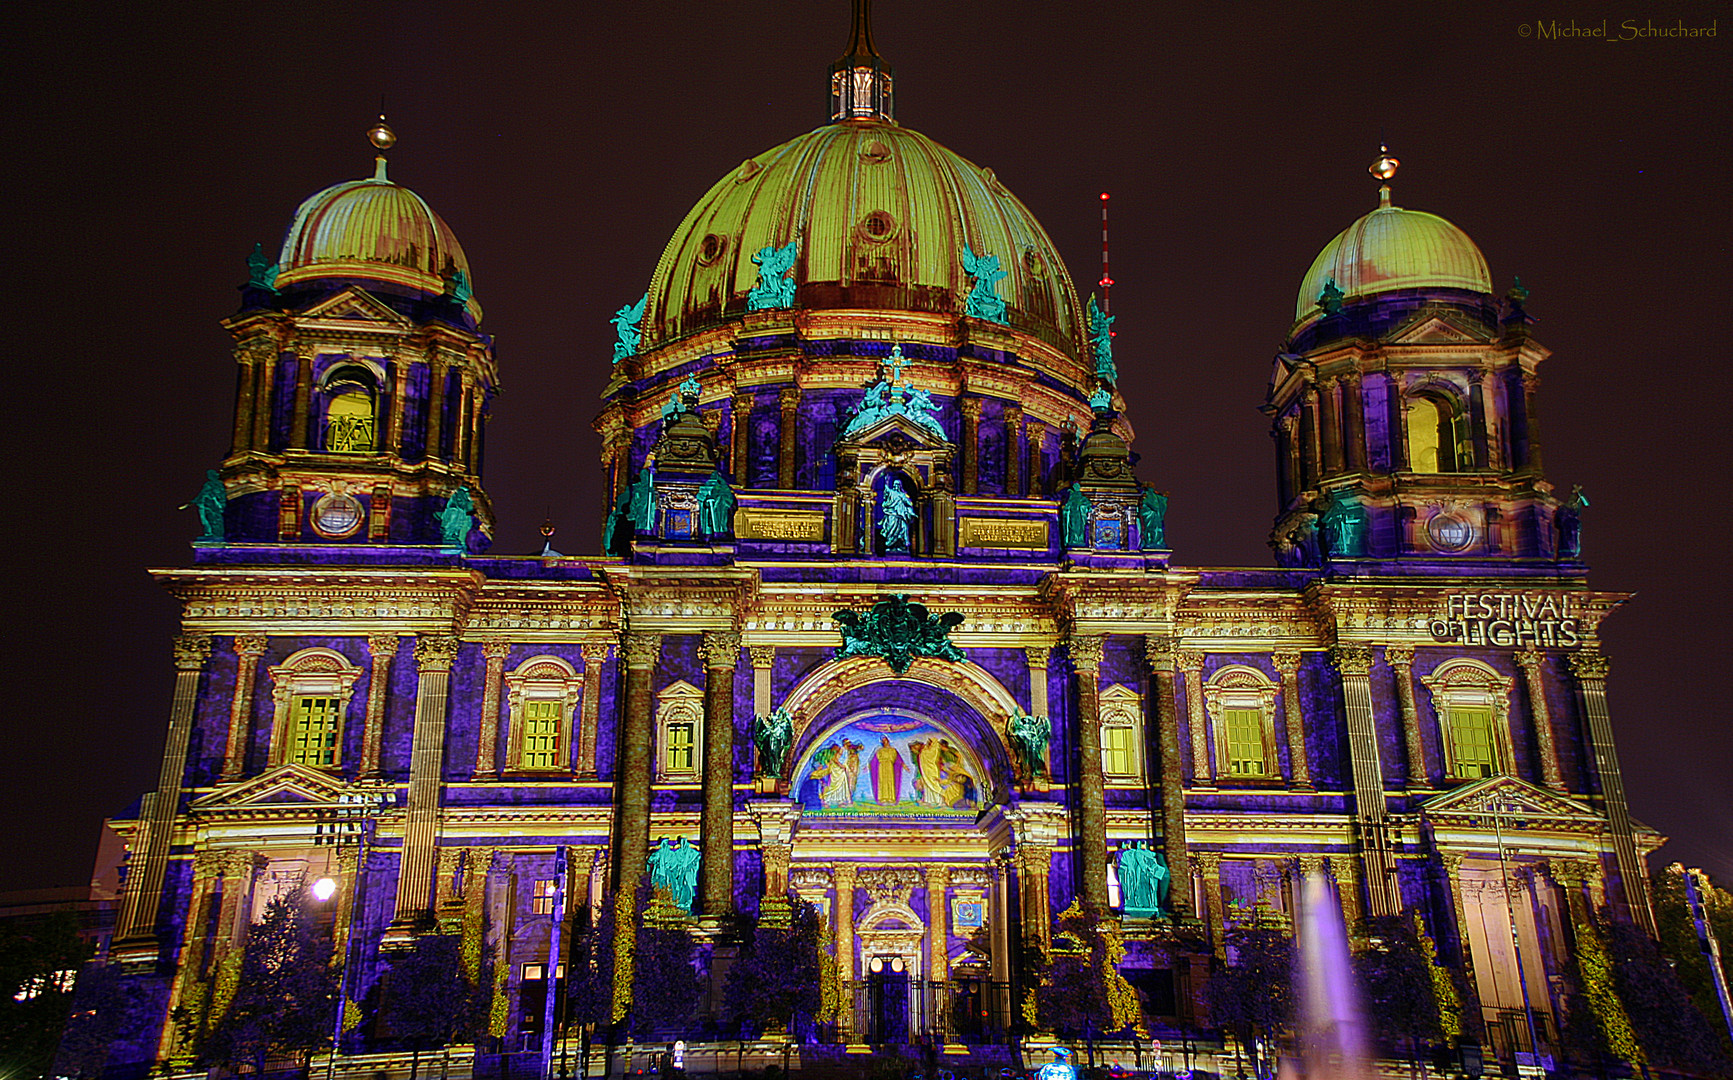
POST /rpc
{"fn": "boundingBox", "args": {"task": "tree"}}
[1602,913,1730,1075]
[631,887,701,1039]
[1353,916,1443,1065]
[1037,901,1145,1065]
[1204,926,1295,1076]
[379,935,484,1080]
[561,900,619,1078]
[723,897,825,1040]
[1653,863,1733,1059]
[201,887,338,1075]
[0,910,92,1078]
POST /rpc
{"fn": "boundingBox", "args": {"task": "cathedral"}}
[102,7,1659,1075]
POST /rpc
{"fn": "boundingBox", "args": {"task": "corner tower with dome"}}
[101,11,1659,1075]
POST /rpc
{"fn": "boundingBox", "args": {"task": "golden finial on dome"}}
[1369,144,1399,208]
[367,114,396,181]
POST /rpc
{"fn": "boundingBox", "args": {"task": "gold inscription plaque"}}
[736,509,828,542]
[960,517,1049,549]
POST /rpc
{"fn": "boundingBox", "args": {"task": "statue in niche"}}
[697,470,736,538]
[1317,276,1345,315]
[1117,842,1170,918]
[746,241,799,310]
[627,465,657,534]
[879,477,915,553]
[611,293,647,364]
[439,486,474,549]
[1558,483,1587,559]
[646,836,701,915]
[753,707,794,779]
[961,245,1008,323]
[1087,295,1116,382]
[1059,485,1092,548]
[182,469,228,541]
[1138,486,1169,550]
[244,242,278,292]
[1007,709,1050,782]
[1318,489,1368,558]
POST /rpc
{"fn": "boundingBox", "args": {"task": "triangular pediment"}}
[1387,310,1493,345]
[840,411,949,451]
[299,286,413,328]
[190,763,351,811]
[1419,773,1598,823]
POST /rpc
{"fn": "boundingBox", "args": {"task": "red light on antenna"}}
[1099,276,1114,288]
[1100,192,1110,201]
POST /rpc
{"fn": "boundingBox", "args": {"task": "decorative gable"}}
[299,286,414,328]
[189,763,352,810]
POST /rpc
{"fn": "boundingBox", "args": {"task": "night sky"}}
[5,2,1729,892]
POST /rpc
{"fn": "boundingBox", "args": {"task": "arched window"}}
[1406,393,1470,474]
[267,648,362,770]
[655,681,704,782]
[504,657,582,774]
[1099,684,1145,784]
[1203,665,1280,781]
[1421,658,1516,781]
[320,365,380,453]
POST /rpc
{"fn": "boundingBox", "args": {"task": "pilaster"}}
[1515,649,1564,791]
[1177,650,1213,785]
[700,630,741,916]
[578,644,608,778]
[1194,851,1225,958]
[1143,636,1192,918]
[221,635,267,782]
[1330,645,1397,918]
[1384,645,1429,787]
[1068,635,1109,911]
[1003,404,1024,496]
[777,386,801,489]
[472,640,509,778]
[388,634,460,937]
[960,397,981,495]
[1568,650,1653,933]
[1270,651,1313,790]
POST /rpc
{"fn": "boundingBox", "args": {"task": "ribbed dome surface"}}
[276,166,480,320]
[644,120,1082,350]
[1295,203,1490,323]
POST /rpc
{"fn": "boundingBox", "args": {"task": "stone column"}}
[220,635,267,782]
[700,631,741,917]
[1300,381,1322,489]
[926,865,951,984]
[1069,635,1110,912]
[730,391,753,480]
[1342,371,1367,473]
[231,348,258,456]
[289,345,314,450]
[158,849,226,1058]
[460,848,496,983]
[749,645,776,722]
[251,348,275,451]
[1331,645,1397,919]
[1177,650,1213,785]
[113,634,212,962]
[332,844,363,960]
[424,354,447,462]
[354,635,396,779]
[472,640,509,778]
[960,397,981,495]
[613,632,660,899]
[1024,645,1050,724]
[390,635,460,934]
[1568,651,1654,933]
[1519,372,1544,473]
[1144,636,1193,918]
[834,862,859,1040]
[1195,851,1225,958]
[1440,852,1488,1028]
[578,644,608,778]
[1328,855,1362,930]
[777,386,801,488]
[1515,649,1564,791]
[1025,419,1047,496]
[1384,646,1429,787]
[1018,841,1054,949]
[1280,414,1302,503]
[1319,376,1344,476]
[386,354,409,456]
[1003,405,1024,496]
[1478,369,1505,469]
[1270,651,1313,790]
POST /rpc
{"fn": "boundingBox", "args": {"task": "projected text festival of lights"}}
[1428,592,1583,647]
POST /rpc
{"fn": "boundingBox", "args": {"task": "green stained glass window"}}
[1448,706,1497,778]
[1102,725,1138,778]
[288,696,341,767]
[521,699,562,770]
[666,720,695,774]
[1222,708,1268,777]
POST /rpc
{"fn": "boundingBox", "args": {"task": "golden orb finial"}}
[1369,144,1399,208]
[367,115,397,152]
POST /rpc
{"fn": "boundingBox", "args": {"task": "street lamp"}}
[315,791,393,1080]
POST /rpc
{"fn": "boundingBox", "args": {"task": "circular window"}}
[697,233,728,266]
[1023,247,1046,277]
[310,491,366,539]
[860,140,892,164]
[1426,512,1477,552]
[857,211,898,243]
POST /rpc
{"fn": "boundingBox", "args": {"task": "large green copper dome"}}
[1294,199,1491,326]
[642,119,1084,351]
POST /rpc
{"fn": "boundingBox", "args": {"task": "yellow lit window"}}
[666,720,695,774]
[1448,707,1497,778]
[530,880,558,916]
[1407,397,1443,473]
[1222,708,1268,777]
[287,696,341,767]
[1102,725,1138,778]
[325,391,376,452]
[520,699,562,770]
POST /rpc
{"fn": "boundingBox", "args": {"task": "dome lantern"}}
[829,0,893,123]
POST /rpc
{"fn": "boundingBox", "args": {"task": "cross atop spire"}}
[829,0,894,123]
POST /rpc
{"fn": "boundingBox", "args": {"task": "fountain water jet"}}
[1296,870,1372,1080]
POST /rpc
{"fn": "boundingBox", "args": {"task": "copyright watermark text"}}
[1518,18,1717,38]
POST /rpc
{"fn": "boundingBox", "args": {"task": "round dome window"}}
[697,233,728,266]
[858,211,898,243]
[1426,512,1477,552]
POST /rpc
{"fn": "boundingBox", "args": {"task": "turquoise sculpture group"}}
[961,245,1008,323]
[611,294,647,363]
[832,593,966,675]
[185,469,227,542]
[1088,295,1116,383]
[1060,485,1092,548]
[697,470,736,538]
[244,242,278,292]
[439,486,474,549]
[841,344,945,440]
[753,706,794,779]
[878,478,915,553]
[1007,709,1050,781]
[1116,841,1170,918]
[1318,488,1368,557]
[747,241,799,310]
[1139,487,1168,550]
[646,836,701,914]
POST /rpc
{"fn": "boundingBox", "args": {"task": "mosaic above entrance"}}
[793,714,984,816]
